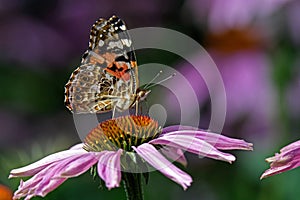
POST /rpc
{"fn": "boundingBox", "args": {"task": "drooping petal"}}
[150,134,236,163]
[261,140,300,179]
[160,146,188,167]
[34,153,98,196]
[35,178,66,199]
[97,149,123,190]
[57,153,99,178]
[132,143,192,190]
[13,163,67,200]
[163,126,253,150]
[9,144,86,178]
[11,148,98,199]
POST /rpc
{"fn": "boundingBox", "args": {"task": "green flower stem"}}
[122,173,144,200]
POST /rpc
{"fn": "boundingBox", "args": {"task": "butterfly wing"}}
[82,15,138,92]
[64,16,138,114]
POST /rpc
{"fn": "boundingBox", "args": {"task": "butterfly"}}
[64,15,150,115]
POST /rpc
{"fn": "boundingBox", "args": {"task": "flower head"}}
[186,0,288,33]
[261,140,300,179]
[10,115,253,199]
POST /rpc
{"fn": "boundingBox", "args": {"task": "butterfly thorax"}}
[134,88,151,103]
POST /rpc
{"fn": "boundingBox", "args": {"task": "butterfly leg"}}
[112,105,117,118]
[135,100,139,115]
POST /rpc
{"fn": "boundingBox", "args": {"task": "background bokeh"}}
[1,0,300,199]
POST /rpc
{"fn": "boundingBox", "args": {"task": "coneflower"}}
[10,115,253,200]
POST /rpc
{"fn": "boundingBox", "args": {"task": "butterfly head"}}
[136,88,151,102]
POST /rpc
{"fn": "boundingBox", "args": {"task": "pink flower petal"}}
[261,140,300,179]
[163,126,253,150]
[150,134,236,163]
[280,140,300,152]
[34,153,98,195]
[13,163,67,200]
[36,177,67,198]
[9,144,86,178]
[97,149,122,190]
[260,164,294,179]
[160,146,188,167]
[11,148,97,199]
[132,143,192,190]
[58,153,99,177]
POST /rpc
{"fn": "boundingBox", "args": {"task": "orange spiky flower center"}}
[84,115,161,152]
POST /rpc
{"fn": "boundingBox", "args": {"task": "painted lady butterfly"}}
[64,15,149,115]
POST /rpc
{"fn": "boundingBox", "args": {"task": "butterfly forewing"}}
[64,15,139,114]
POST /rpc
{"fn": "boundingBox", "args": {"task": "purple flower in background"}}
[165,50,276,138]
[185,0,289,32]
[261,140,300,179]
[10,115,252,199]
[213,51,275,134]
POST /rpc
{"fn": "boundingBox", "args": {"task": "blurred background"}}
[1,0,300,199]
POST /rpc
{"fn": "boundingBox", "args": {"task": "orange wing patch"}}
[105,61,130,81]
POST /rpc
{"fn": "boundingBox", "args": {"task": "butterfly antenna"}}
[144,72,176,89]
[143,70,163,89]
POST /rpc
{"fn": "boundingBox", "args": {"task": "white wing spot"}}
[108,41,123,49]
[120,25,126,31]
[99,40,105,47]
[121,39,132,47]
